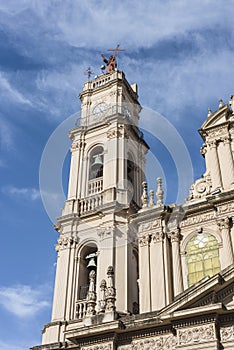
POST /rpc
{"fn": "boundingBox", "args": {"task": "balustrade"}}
[75,300,87,319]
[88,178,103,195]
[79,193,103,215]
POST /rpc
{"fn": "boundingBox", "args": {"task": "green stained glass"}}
[186,233,221,287]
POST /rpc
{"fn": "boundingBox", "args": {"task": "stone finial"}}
[141,181,148,208]
[219,99,224,109]
[99,279,106,313]
[149,190,155,206]
[208,108,212,117]
[229,95,234,114]
[86,270,97,316]
[156,177,164,205]
[105,266,116,312]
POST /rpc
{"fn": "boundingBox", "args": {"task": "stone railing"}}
[75,300,87,319]
[79,193,103,215]
[88,178,103,195]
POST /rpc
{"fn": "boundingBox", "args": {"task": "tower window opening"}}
[78,245,97,300]
[89,146,104,180]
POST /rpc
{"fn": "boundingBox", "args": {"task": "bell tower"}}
[41,69,149,345]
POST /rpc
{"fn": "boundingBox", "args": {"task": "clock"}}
[92,103,108,119]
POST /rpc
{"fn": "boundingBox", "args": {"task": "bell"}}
[87,257,97,269]
[91,154,103,169]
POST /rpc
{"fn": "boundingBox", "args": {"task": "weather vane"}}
[101,44,125,73]
[84,66,94,81]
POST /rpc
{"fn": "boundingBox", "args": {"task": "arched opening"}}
[186,232,221,287]
[77,243,98,300]
[88,146,104,195]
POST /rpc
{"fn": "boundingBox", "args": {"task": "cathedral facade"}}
[31,70,234,350]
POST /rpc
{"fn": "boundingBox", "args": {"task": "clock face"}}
[92,103,108,119]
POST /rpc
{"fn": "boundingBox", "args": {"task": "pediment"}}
[158,264,234,320]
[200,105,230,130]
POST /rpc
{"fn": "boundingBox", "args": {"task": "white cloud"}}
[23,0,234,48]
[2,186,41,201]
[0,284,50,318]
[0,72,33,106]
[1,0,234,50]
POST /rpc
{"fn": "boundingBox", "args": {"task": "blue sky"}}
[1,1,234,349]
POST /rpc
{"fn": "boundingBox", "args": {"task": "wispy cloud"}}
[0,72,32,106]
[0,284,50,318]
[2,186,41,201]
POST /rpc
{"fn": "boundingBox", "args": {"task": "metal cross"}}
[84,66,94,81]
[107,44,125,59]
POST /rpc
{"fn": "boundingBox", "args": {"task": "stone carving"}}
[99,279,107,312]
[138,234,150,247]
[132,334,177,350]
[151,231,164,243]
[141,181,148,208]
[217,202,234,214]
[167,228,181,243]
[139,219,161,233]
[70,140,85,152]
[105,266,116,312]
[180,212,216,227]
[207,125,228,140]
[221,325,234,341]
[149,190,155,206]
[217,217,230,231]
[156,177,164,205]
[86,270,97,316]
[55,236,77,252]
[188,174,212,200]
[97,226,113,240]
[178,324,215,345]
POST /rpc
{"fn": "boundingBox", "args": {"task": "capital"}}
[167,228,182,243]
[139,234,150,247]
[217,217,230,231]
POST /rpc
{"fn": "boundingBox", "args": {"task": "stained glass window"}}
[186,232,220,287]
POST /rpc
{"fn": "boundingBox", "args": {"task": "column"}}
[138,234,151,313]
[217,218,234,268]
[168,229,183,297]
[67,141,81,199]
[208,140,222,190]
[218,137,234,189]
[150,231,166,310]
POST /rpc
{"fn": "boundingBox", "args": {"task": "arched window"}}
[77,243,97,300]
[186,232,221,287]
[88,146,104,195]
[89,146,104,180]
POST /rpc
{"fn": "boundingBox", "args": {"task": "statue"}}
[101,54,117,73]
[101,44,125,73]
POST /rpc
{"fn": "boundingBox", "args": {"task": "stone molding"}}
[178,324,215,345]
[81,343,112,350]
[118,324,215,349]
